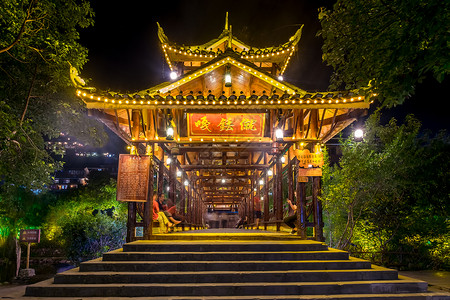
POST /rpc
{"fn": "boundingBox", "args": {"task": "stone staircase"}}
[25,232,450,299]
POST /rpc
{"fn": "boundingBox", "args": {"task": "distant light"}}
[176,170,182,177]
[278,75,284,81]
[170,71,178,80]
[184,180,189,186]
[280,156,286,163]
[267,170,273,176]
[354,129,364,139]
[166,186,170,191]
[221,179,225,183]
[166,157,172,164]
[259,179,264,185]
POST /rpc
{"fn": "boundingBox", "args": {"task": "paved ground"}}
[398,270,450,293]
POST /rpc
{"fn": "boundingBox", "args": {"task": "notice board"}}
[19,229,41,243]
[117,154,151,202]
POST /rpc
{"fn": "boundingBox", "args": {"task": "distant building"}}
[46,132,125,190]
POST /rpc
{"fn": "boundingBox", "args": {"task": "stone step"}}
[25,278,429,297]
[23,233,450,299]
[102,249,349,261]
[54,266,398,284]
[36,294,447,300]
[123,240,328,252]
[148,233,306,241]
[79,257,372,272]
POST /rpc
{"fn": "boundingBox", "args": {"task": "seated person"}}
[157,193,181,225]
[235,216,248,229]
[153,194,173,233]
[283,198,297,234]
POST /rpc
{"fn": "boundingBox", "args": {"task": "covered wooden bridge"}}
[71,15,370,242]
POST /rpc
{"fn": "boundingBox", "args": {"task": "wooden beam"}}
[181,164,269,170]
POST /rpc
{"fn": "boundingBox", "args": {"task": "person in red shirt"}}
[153,194,173,233]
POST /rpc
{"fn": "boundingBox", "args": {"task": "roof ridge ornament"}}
[227,25,232,49]
[225,12,229,31]
[157,22,169,44]
[289,25,304,45]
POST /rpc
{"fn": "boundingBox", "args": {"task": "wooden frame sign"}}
[117,154,151,202]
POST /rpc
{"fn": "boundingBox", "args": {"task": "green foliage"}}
[318,0,450,107]
[42,180,127,263]
[322,112,450,269]
[61,212,126,263]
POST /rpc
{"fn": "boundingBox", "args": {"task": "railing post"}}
[312,176,324,241]
[275,155,283,231]
[126,202,136,242]
[143,153,154,239]
[297,180,307,239]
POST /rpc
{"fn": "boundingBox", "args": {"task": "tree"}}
[0,0,106,192]
[318,0,450,107]
[322,113,450,269]
[0,0,107,280]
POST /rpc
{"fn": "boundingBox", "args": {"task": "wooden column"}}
[126,110,141,242]
[287,155,294,206]
[168,155,176,204]
[194,187,198,228]
[256,171,261,229]
[126,202,136,243]
[143,147,154,239]
[275,155,283,231]
[296,179,307,239]
[271,163,277,230]
[131,110,140,139]
[250,174,255,225]
[187,185,191,229]
[263,153,269,230]
[310,109,318,140]
[157,148,164,196]
[181,175,186,216]
[312,176,324,241]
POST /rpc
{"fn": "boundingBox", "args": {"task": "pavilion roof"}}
[158,13,303,76]
[73,50,370,111]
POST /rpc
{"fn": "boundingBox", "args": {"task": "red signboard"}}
[187,113,265,137]
[19,229,41,243]
[117,155,151,202]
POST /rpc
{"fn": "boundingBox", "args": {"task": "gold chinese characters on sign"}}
[296,149,324,168]
[187,113,265,137]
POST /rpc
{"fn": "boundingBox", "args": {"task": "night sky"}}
[78,0,448,152]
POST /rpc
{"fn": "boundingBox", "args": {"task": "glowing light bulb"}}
[169,71,178,80]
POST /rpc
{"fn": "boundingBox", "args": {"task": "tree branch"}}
[0,0,36,54]
[19,64,38,126]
